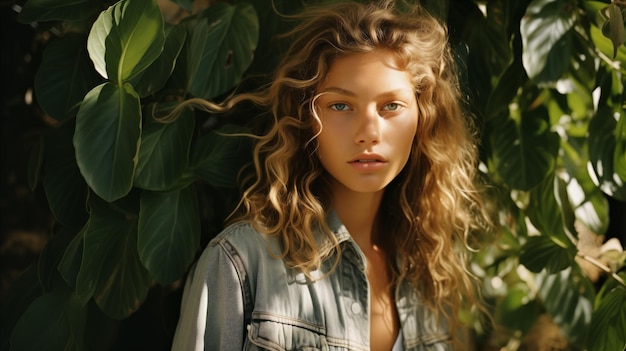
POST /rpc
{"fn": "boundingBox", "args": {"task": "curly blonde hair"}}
[178,0,489,339]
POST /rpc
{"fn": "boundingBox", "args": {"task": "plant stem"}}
[578,253,626,287]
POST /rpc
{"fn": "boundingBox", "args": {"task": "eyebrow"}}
[320,87,414,99]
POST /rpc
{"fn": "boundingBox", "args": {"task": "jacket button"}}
[351,302,362,315]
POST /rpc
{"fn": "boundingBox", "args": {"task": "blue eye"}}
[330,103,349,111]
[382,103,400,111]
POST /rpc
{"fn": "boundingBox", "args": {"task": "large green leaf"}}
[469,15,512,77]
[43,123,89,227]
[75,196,151,319]
[520,0,575,83]
[589,105,626,200]
[520,235,573,273]
[614,107,626,180]
[605,4,626,59]
[10,287,117,351]
[10,288,75,351]
[74,82,141,202]
[190,125,252,188]
[588,286,626,351]
[134,109,194,191]
[58,227,85,290]
[1,267,43,350]
[496,283,541,334]
[87,0,164,83]
[536,267,594,345]
[527,175,577,247]
[561,139,609,234]
[137,186,200,284]
[486,60,526,120]
[490,103,559,190]
[130,25,187,98]
[247,0,306,76]
[188,2,259,99]
[17,0,98,23]
[37,226,78,292]
[66,300,118,351]
[34,34,102,122]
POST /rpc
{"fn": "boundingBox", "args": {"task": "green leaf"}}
[589,105,626,200]
[138,186,200,284]
[87,0,165,83]
[134,109,194,191]
[527,175,576,246]
[489,103,559,190]
[37,226,78,292]
[561,140,610,234]
[614,108,626,180]
[43,122,89,227]
[470,17,512,78]
[520,0,576,83]
[58,227,85,290]
[190,125,252,188]
[607,4,625,58]
[74,302,118,351]
[76,196,151,319]
[486,60,526,120]
[588,286,626,351]
[188,2,259,99]
[536,267,594,345]
[35,34,102,122]
[247,0,306,76]
[591,23,626,66]
[9,287,116,351]
[496,283,541,334]
[131,24,187,98]
[1,267,43,350]
[74,82,141,202]
[17,0,99,23]
[10,288,74,351]
[520,235,573,273]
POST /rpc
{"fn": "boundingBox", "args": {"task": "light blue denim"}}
[172,211,450,351]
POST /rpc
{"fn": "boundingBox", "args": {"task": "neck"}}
[330,181,384,250]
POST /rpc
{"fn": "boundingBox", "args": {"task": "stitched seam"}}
[251,311,327,334]
[219,239,254,331]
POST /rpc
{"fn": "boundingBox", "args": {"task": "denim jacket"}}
[172,212,450,351]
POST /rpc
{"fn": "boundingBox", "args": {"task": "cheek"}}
[396,116,418,152]
[317,117,345,147]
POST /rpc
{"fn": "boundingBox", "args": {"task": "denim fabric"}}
[172,212,450,351]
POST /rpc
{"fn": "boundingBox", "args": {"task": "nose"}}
[355,107,381,145]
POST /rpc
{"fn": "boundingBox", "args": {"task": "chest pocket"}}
[243,312,329,351]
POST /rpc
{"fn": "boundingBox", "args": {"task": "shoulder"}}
[209,221,272,251]
[206,221,283,269]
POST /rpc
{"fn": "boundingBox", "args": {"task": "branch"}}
[578,253,626,287]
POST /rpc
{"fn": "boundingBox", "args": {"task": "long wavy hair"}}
[176,0,490,340]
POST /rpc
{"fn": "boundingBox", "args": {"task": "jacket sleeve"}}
[171,239,246,351]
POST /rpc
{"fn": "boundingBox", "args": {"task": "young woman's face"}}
[315,49,418,194]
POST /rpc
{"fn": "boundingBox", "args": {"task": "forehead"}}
[318,50,413,92]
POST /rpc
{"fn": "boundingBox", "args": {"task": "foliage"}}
[3,0,625,350]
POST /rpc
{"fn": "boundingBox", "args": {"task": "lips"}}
[348,153,387,163]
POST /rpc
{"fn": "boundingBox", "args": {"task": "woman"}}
[172,1,489,350]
